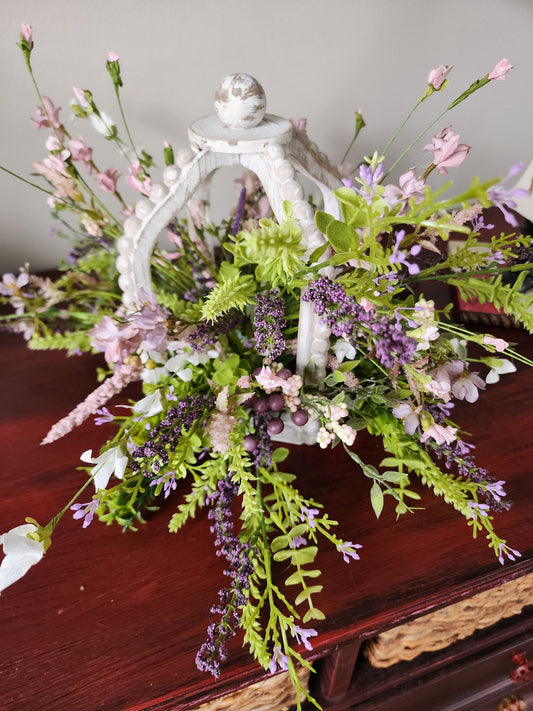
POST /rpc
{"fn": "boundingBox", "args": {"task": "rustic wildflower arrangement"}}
[1,26,533,709]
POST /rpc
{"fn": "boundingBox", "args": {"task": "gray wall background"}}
[1,0,532,273]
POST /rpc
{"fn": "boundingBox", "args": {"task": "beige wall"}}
[1,0,532,272]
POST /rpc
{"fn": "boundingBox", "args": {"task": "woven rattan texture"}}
[192,666,311,711]
[364,572,533,668]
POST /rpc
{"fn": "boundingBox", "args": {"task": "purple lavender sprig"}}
[131,394,211,476]
[302,276,416,367]
[196,475,256,678]
[253,290,286,359]
[231,187,247,236]
[423,436,512,513]
[188,310,241,351]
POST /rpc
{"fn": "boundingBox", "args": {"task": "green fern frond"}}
[450,273,533,332]
[201,273,256,321]
[28,330,92,353]
[227,217,306,287]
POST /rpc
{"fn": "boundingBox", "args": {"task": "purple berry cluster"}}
[243,368,309,447]
[253,290,287,359]
[196,475,256,678]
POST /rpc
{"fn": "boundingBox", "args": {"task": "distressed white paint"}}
[214,73,267,129]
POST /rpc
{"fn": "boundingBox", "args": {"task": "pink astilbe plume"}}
[41,361,142,444]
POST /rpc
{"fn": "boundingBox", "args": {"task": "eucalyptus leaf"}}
[295,585,323,606]
[370,481,384,518]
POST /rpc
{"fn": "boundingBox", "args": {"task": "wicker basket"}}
[364,572,533,668]
[191,666,311,711]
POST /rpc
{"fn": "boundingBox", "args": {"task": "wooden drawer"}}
[306,611,533,710]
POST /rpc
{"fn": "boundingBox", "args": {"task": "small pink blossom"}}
[72,86,90,109]
[428,64,452,90]
[68,138,93,173]
[108,51,119,62]
[45,136,62,152]
[0,272,29,297]
[20,23,33,43]
[488,58,513,81]
[89,315,142,365]
[383,169,426,210]
[420,423,458,445]
[126,161,152,196]
[96,168,120,193]
[237,375,251,389]
[30,97,63,140]
[483,335,508,352]
[423,126,470,174]
[81,215,103,237]
[451,371,486,403]
[392,401,421,435]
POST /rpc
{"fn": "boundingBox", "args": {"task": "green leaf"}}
[315,210,335,235]
[295,585,323,606]
[271,534,289,552]
[271,447,289,463]
[370,481,384,518]
[303,608,326,623]
[327,220,356,253]
[273,546,318,565]
[308,242,329,264]
[285,569,321,586]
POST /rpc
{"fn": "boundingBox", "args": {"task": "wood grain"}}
[0,326,532,711]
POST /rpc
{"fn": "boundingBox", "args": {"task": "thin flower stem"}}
[45,470,97,532]
[0,164,59,198]
[114,85,139,163]
[381,96,425,159]
[383,76,492,180]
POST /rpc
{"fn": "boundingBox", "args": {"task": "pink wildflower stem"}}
[41,361,142,444]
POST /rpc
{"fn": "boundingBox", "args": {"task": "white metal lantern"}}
[116,74,343,443]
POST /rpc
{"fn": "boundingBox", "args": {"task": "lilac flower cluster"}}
[130,394,211,475]
[371,317,417,368]
[196,475,256,678]
[253,290,286,359]
[302,277,416,367]
[188,310,241,351]
[302,276,372,338]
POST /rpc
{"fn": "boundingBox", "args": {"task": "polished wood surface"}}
[0,324,532,711]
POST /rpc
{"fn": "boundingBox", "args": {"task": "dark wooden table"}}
[0,321,532,711]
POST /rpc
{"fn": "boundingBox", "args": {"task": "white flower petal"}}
[332,339,356,363]
[176,367,193,382]
[0,524,45,594]
[133,391,163,417]
[80,449,96,464]
[113,450,128,481]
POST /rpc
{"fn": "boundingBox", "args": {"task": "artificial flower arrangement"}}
[1,25,533,709]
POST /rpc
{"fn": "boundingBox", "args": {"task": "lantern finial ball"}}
[214,74,266,129]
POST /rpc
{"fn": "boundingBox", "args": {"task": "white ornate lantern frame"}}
[116,75,343,442]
